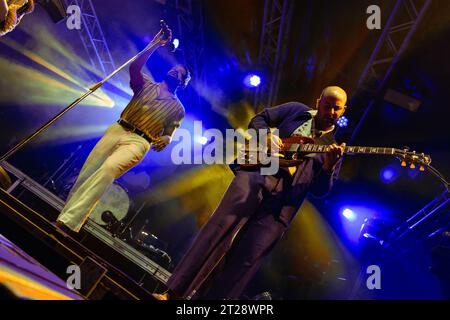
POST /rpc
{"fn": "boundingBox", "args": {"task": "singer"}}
[56,22,191,233]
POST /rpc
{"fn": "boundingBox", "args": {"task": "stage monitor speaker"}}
[37,0,67,23]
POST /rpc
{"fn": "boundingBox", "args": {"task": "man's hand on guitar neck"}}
[322,143,345,173]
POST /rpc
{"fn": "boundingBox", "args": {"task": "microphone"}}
[160,20,176,52]
[160,20,170,39]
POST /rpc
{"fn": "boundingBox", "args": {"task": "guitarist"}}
[159,86,347,300]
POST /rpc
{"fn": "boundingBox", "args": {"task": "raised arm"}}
[0,0,8,22]
[130,26,172,92]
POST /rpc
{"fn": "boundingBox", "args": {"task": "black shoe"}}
[152,289,183,300]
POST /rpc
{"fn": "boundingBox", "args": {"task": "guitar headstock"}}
[394,148,432,171]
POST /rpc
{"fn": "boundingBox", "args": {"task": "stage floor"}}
[0,234,83,300]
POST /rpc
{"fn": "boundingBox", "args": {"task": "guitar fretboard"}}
[296,144,397,155]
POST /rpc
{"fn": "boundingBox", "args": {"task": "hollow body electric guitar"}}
[239,136,432,169]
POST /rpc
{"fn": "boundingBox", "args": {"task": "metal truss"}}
[254,0,294,112]
[347,0,441,241]
[343,2,434,297]
[64,0,116,77]
[174,0,205,106]
[347,0,432,143]
[1,160,172,284]
[348,189,449,299]
[390,190,450,243]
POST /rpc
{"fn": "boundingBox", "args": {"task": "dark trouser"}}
[167,169,298,300]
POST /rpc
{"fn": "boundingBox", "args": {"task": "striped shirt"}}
[120,73,185,140]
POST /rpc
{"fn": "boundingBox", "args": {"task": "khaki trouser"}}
[57,123,150,232]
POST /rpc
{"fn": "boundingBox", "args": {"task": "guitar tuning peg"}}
[401,161,407,167]
[410,163,416,169]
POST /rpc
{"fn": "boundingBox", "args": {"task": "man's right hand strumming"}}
[267,132,284,153]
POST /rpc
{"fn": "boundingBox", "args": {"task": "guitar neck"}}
[295,144,398,156]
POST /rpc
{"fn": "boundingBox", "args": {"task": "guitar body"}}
[280,136,315,149]
[238,135,316,169]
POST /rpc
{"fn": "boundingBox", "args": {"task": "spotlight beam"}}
[0,39,167,162]
[1,38,114,106]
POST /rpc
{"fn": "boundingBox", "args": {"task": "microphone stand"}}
[0,43,159,163]
[425,163,450,192]
[0,26,170,189]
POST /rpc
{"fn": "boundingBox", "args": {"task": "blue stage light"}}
[244,74,262,88]
[342,208,357,222]
[337,116,349,128]
[197,136,208,145]
[359,217,388,247]
[172,38,180,49]
[382,169,394,180]
[380,166,398,183]
[249,75,261,87]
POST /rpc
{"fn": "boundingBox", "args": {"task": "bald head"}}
[320,86,347,106]
[315,86,348,131]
